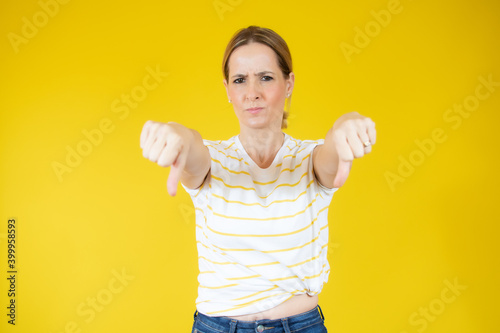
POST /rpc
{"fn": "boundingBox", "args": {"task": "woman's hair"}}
[222,26,293,129]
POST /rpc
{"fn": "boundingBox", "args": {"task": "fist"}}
[331,112,376,187]
[140,120,193,196]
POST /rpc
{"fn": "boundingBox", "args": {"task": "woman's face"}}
[223,42,294,131]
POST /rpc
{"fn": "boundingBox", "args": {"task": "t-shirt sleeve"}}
[180,168,211,197]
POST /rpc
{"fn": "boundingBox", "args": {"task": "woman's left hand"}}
[329,111,376,188]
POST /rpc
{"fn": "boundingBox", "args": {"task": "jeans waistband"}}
[194,304,325,332]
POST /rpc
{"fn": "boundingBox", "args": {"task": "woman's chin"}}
[241,120,271,130]
[239,115,282,130]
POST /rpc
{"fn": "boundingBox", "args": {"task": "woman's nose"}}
[245,80,261,100]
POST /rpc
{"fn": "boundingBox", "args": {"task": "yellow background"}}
[1,0,499,332]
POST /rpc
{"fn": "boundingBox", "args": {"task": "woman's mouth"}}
[246,107,263,114]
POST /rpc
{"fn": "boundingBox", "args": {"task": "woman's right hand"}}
[140,120,194,196]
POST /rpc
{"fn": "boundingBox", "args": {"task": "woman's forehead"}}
[229,43,279,73]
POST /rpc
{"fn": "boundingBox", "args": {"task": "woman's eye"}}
[233,78,244,84]
[262,76,273,81]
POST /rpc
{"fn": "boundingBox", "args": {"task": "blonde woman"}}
[140,26,376,333]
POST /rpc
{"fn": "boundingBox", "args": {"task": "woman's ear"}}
[223,78,230,100]
[286,72,295,96]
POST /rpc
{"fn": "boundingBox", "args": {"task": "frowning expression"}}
[223,42,294,130]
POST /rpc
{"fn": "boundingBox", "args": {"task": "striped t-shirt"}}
[181,132,338,317]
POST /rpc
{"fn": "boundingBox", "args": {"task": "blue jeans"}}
[191,305,327,333]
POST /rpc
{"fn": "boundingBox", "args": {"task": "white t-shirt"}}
[181,132,338,317]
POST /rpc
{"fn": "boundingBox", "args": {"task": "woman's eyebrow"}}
[231,71,275,79]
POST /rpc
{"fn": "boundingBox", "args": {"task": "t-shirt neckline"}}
[235,132,290,171]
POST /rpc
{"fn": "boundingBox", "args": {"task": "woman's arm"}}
[140,120,211,196]
[313,112,376,188]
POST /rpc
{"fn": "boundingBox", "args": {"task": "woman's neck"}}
[238,128,284,168]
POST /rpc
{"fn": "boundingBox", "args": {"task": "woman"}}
[140,26,376,333]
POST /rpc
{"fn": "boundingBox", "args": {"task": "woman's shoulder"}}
[285,133,324,151]
[201,135,241,160]
[202,135,237,148]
